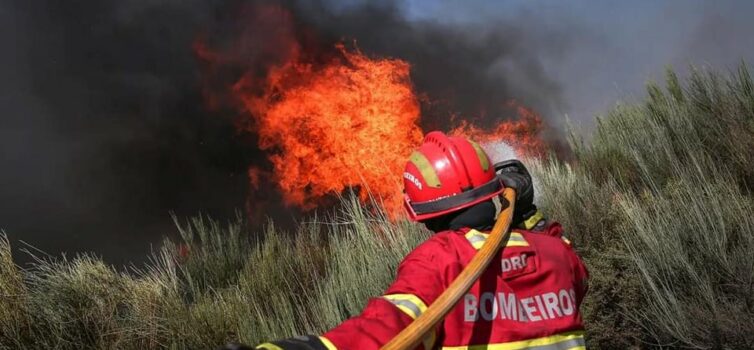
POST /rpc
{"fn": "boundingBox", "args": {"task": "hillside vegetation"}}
[2,65,753,349]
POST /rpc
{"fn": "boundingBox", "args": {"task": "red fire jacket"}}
[321,218,589,350]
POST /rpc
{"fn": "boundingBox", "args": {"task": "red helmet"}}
[403,131,503,221]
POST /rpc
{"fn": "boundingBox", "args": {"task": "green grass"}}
[2,64,754,349]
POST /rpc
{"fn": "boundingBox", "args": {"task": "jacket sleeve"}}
[544,221,589,303]
[322,238,449,350]
[570,248,589,303]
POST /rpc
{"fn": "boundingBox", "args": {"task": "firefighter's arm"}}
[239,298,420,350]
[541,220,588,302]
[255,336,334,350]
[218,335,333,350]
[244,239,447,350]
[321,239,448,350]
[573,252,589,301]
[563,239,589,303]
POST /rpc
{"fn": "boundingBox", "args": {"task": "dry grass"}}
[2,65,753,349]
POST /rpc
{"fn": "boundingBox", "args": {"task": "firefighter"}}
[228,131,588,350]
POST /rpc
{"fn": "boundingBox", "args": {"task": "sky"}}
[404,0,754,126]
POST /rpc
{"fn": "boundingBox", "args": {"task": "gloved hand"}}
[218,344,254,350]
[494,159,536,225]
[219,335,329,350]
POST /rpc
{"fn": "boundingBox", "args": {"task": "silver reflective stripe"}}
[526,337,585,350]
[533,220,547,231]
[508,235,527,242]
[467,234,487,245]
[388,299,423,318]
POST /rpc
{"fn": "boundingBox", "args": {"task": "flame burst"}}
[233,44,423,214]
[450,102,547,158]
[198,16,547,217]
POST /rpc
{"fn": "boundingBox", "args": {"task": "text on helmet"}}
[403,172,423,190]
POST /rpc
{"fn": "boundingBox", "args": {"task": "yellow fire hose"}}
[381,187,516,350]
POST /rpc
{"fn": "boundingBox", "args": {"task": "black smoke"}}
[290,1,570,129]
[199,1,571,130]
[8,0,750,265]
[0,0,268,265]
[1,0,573,265]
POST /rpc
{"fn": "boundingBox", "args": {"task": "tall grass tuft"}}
[618,160,754,348]
[0,232,31,349]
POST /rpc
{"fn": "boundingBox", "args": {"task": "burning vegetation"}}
[195,4,548,217]
[233,44,423,215]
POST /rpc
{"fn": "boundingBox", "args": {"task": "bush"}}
[562,63,754,348]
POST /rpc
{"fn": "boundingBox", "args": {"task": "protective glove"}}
[494,159,536,225]
[218,344,253,350]
[220,335,329,350]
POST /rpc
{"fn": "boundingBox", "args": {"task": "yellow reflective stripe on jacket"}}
[255,343,283,350]
[383,293,428,319]
[319,336,337,350]
[442,330,585,350]
[518,210,545,230]
[506,232,529,247]
[465,229,529,250]
[383,294,436,350]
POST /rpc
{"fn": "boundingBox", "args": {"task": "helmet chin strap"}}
[492,194,505,219]
[494,190,540,229]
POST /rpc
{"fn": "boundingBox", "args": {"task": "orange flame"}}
[197,13,547,218]
[450,102,547,158]
[233,44,423,215]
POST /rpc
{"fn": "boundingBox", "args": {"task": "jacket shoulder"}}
[385,231,465,302]
[518,221,574,249]
[401,230,462,263]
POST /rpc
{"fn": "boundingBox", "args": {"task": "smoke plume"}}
[2,0,753,264]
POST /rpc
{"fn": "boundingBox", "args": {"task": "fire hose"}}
[381,187,516,350]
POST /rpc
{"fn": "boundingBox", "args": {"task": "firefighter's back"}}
[430,223,588,349]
